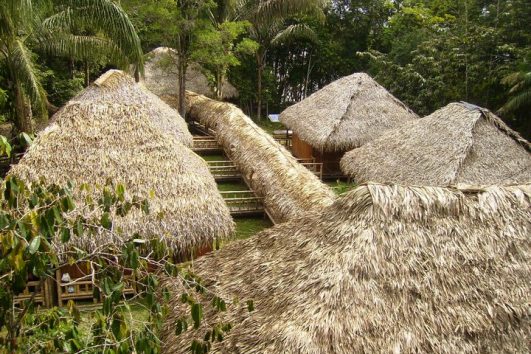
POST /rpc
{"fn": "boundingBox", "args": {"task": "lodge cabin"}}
[280,73,418,180]
[9,70,233,306]
[341,102,531,186]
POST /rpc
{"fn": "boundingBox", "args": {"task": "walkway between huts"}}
[191,122,276,224]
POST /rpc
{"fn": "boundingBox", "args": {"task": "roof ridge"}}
[324,77,418,150]
[94,69,123,87]
[458,102,531,152]
[323,90,360,150]
[449,110,481,184]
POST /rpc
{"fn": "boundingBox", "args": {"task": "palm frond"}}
[271,23,317,45]
[39,32,126,65]
[254,0,328,22]
[44,0,143,71]
[500,89,531,113]
[11,39,46,109]
[0,0,34,38]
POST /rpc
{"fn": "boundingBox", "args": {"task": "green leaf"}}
[61,227,71,243]
[74,218,84,237]
[100,212,112,230]
[29,236,41,254]
[246,300,254,312]
[141,200,150,214]
[191,303,203,329]
[175,318,188,336]
[0,135,12,157]
[116,184,125,201]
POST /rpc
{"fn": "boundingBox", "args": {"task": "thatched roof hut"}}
[68,69,193,147]
[186,92,335,223]
[10,71,234,258]
[341,102,531,186]
[161,183,531,353]
[142,47,239,101]
[280,73,418,152]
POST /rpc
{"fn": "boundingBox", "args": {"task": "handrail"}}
[220,190,259,198]
[208,160,236,167]
[297,157,316,164]
[300,162,323,180]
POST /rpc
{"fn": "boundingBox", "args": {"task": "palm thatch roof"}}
[9,71,233,259]
[280,73,418,152]
[68,69,193,147]
[341,102,531,186]
[142,47,239,101]
[161,183,531,353]
[186,92,335,223]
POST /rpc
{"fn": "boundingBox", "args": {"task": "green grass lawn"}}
[201,153,227,162]
[326,180,357,195]
[256,120,285,135]
[217,181,249,192]
[77,300,150,337]
[232,216,272,240]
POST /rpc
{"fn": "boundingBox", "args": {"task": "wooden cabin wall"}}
[291,133,313,159]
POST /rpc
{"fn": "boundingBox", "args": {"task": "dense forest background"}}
[1,0,529,138]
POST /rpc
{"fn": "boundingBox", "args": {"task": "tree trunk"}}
[178,59,187,119]
[84,61,90,87]
[13,79,33,133]
[216,69,223,101]
[69,57,75,80]
[134,65,140,83]
[256,51,264,121]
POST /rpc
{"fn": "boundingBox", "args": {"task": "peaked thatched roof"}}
[9,71,233,258]
[341,102,531,186]
[186,92,335,223]
[279,73,418,152]
[142,47,239,101]
[69,69,193,147]
[161,183,531,353]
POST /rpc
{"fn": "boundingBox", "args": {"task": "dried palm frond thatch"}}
[161,183,531,353]
[186,92,335,223]
[341,102,531,186]
[66,69,193,147]
[142,47,239,100]
[280,73,418,152]
[9,71,234,259]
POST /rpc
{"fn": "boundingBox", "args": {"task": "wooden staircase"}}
[220,190,265,216]
[192,135,223,153]
[207,160,241,181]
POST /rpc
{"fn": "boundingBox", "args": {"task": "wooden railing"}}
[13,279,51,307]
[192,135,222,152]
[220,190,264,216]
[208,160,241,180]
[297,157,315,164]
[274,136,292,150]
[190,121,216,136]
[296,158,323,180]
[301,162,323,180]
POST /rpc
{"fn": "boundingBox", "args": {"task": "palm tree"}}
[237,0,328,120]
[500,69,531,114]
[0,0,143,133]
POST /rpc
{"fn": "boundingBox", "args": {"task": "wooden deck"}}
[13,279,52,308]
